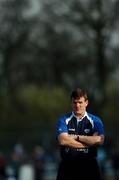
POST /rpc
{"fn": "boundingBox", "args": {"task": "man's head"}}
[70,88,88,118]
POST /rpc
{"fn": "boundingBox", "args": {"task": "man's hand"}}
[69,134,78,140]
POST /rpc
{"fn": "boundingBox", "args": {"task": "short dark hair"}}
[70,88,88,100]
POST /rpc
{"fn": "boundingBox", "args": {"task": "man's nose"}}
[76,103,79,107]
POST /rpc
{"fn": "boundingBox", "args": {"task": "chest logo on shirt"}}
[84,129,90,133]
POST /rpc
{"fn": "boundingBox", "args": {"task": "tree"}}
[0,0,33,110]
[37,0,119,110]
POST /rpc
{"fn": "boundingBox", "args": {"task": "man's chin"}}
[75,112,82,116]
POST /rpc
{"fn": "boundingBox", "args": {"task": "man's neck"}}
[73,111,87,120]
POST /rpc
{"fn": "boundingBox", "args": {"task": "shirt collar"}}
[72,111,87,121]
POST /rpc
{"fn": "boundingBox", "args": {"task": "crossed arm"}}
[58,133,105,148]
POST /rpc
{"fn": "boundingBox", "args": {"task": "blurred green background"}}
[0,0,119,156]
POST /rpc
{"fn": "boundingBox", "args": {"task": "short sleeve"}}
[93,117,105,135]
[56,116,68,139]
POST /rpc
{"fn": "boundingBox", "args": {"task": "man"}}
[56,87,105,180]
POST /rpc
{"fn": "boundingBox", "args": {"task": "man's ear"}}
[86,100,88,106]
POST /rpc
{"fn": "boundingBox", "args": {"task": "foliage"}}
[0,85,70,150]
[102,78,119,138]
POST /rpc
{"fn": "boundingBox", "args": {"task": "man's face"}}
[71,97,88,117]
